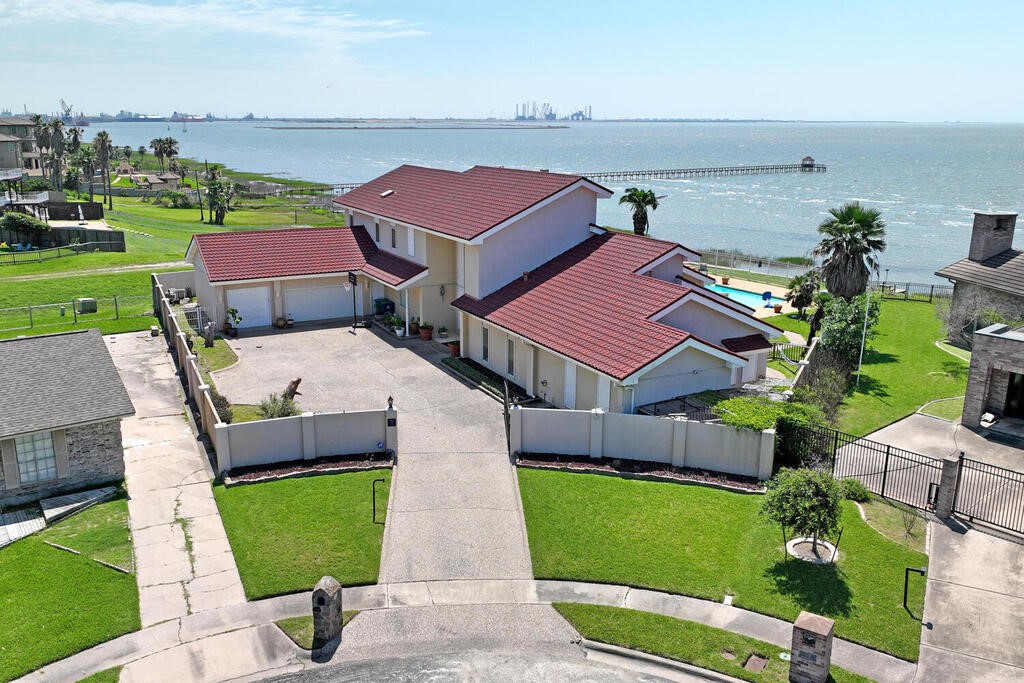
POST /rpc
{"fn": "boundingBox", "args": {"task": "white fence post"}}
[671,418,688,468]
[510,405,523,455]
[213,423,231,474]
[589,409,604,459]
[301,412,317,460]
[758,429,776,480]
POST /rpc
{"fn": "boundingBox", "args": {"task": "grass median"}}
[519,468,927,661]
[555,603,871,683]
[214,470,390,599]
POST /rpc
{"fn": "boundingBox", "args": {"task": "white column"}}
[589,409,604,459]
[564,362,577,409]
[597,376,611,411]
[301,412,317,460]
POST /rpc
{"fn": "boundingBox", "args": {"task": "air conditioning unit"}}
[76,298,98,314]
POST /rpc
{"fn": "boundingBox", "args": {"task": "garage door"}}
[284,285,353,322]
[226,286,272,329]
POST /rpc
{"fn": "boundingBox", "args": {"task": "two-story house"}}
[0,117,42,174]
[186,164,778,412]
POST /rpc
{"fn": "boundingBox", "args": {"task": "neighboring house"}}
[962,323,1024,429]
[936,211,1024,343]
[115,161,135,175]
[0,132,23,171]
[186,226,427,329]
[0,117,42,174]
[132,173,181,191]
[0,329,135,507]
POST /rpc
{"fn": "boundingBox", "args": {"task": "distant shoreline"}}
[256,124,567,131]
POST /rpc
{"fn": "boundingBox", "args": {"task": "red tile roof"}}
[333,165,609,241]
[722,334,773,353]
[190,226,426,287]
[453,232,764,381]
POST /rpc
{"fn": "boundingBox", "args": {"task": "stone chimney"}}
[968,211,1017,263]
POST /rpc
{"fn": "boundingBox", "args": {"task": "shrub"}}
[761,467,842,554]
[818,294,880,366]
[210,389,233,424]
[0,212,49,242]
[258,393,301,419]
[712,396,824,432]
[840,477,871,502]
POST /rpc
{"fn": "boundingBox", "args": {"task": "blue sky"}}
[5,0,1023,120]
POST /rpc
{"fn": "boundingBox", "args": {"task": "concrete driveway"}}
[867,413,1024,470]
[213,322,532,583]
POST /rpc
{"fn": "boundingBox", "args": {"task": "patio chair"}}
[12,243,24,252]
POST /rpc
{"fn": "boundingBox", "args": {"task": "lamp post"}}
[347,271,357,329]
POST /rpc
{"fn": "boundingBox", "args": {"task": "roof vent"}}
[539,169,549,173]
[522,271,530,282]
[380,189,395,198]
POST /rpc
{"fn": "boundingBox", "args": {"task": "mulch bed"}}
[224,453,393,486]
[517,452,763,492]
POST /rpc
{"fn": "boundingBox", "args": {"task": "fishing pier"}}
[582,157,826,182]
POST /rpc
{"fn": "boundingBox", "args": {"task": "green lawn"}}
[919,396,966,422]
[275,612,359,650]
[519,468,927,661]
[707,266,792,288]
[554,604,870,683]
[936,340,971,362]
[0,496,140,681]
[763,313,812,340]
[78,666,123,683]
[860,497,927,554]
[230,403,263,423]
[194,337,239,384]
[214,470,390,599]
[838,300,968,435]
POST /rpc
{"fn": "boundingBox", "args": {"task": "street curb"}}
[580,639,747,683]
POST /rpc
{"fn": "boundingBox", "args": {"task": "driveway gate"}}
[954,457,1024,535]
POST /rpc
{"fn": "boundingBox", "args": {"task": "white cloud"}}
[5,0,426,51]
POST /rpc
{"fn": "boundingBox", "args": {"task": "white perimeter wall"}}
[213,409,393,473]
[511,406,774,480]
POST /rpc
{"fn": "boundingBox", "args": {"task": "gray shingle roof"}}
[935,249,1024,298]
[0,329,134,439]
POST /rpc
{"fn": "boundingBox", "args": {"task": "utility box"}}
[374,298,395,316]
[789,611,834,683]
[76,298,98,314]
[311,576,343,645]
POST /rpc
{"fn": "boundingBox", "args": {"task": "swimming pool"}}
[706,284,785,309]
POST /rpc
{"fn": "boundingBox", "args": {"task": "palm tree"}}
[93,130,114,210]
[73,147,97,201]
[785,269,822,319]
[812,202,887,300]
[163,137,179,169]
[67,127,83,155]
[47,119,66,190]
[137,145,146,166]
[150,138,165,171]
[31,114,51,181]
[618,187,659,235]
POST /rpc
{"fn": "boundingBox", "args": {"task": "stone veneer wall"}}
[0,420,125,507]
[963,329,1024,428]
[948,281,1024,345]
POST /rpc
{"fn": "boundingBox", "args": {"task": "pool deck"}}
[709,274,797,319]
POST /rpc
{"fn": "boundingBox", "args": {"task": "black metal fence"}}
[869,280,954,303]
[0,241,125,266]
[770,341,807,364]
[954,457,1024,535]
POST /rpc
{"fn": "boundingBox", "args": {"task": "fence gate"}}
[953,457,1024,535]
[832,434,943,511]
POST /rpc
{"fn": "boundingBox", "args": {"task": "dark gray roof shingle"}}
[935,249,1024,298]
[0,329,134,439]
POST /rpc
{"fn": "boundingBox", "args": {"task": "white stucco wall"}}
[659,299,766,345]
[475,186,598,298]
[633,346,736,407]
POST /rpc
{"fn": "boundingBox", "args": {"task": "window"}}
[374,222,380,242]
[482,327,489,361]
[507,339,515,376]
[391,226,397,249]
[15,432,57,484]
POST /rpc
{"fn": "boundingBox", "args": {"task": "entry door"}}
[1006,373,1024,418]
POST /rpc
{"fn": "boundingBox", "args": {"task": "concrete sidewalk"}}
[21,578,916,683]
[916,519,1024,682]
[106,333,245,627]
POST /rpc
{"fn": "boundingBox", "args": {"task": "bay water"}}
[96,121,1024,283]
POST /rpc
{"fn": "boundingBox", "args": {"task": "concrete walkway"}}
[916,519,1024,682]
[106,333,245,627]
[20,578,916,683]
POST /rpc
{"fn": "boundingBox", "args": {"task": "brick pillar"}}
[789,611,834,683]
[934,453,962,519]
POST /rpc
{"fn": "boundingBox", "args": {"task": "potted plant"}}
[409,317,420,335]
[394,317,405,336]
[721,276,731,285]
[184,331,194,351]
[385,314,396,332]
[437,326,448,338]
[773,302,783,313]
[224,307,242,337]
[419,321,434,341]
[447,339,460,357]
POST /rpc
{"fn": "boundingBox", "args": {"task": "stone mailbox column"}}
[789,611,834,683]
[312,576,343,644]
